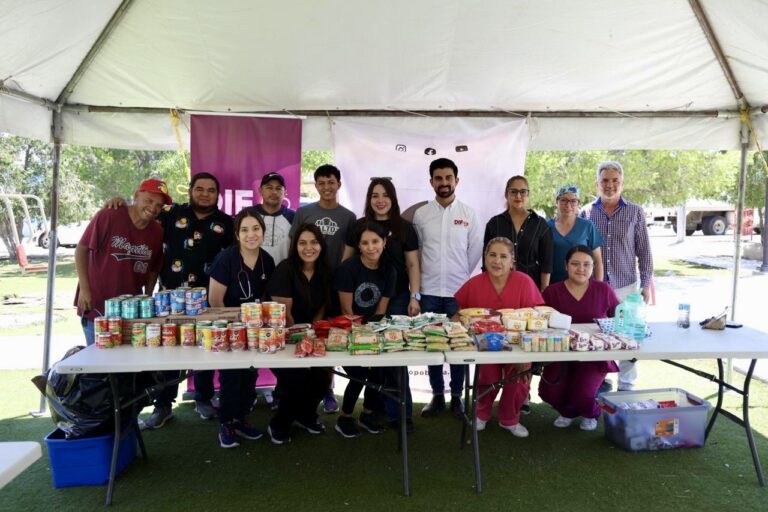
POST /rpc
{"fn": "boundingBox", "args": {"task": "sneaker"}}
[450,396,464,417]
[520,403,531,415]
[218,423,239,448]
[499,422,529,438]
[358,412,385,434]
[420,394,446,417]
[233,420,263,440]
[295,419,326,435]
[580,417,598,431]
[267,425,291,445]
[335,416,361,438]
[323,393,339,413]
[387,419,415,434]
[617,384,635,392]
[144,406,173,429]
[194,400,217,420]
[475,417,488,431]
[553,415,574,428]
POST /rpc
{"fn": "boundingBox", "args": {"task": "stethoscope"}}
[237,252,266,300]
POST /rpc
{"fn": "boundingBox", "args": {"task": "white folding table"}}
[0,442,42,489]
[54,345,444,504]
[445,322,768,493]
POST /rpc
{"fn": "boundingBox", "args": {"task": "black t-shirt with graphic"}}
[333,256,396,322]
[158,203,234,289]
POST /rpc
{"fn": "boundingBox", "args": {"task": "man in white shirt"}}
[413,158,483,417]
[255,172,295,264]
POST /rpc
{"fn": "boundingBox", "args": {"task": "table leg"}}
[741,360,766,486]
[460,364,470,448]
[705,359,726,439]
[105,374,121,506]
[470,364,482,494]
[400,366,410,496]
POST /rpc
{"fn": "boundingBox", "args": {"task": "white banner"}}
[332,118,529,228]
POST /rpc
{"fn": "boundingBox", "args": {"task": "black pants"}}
[154,369,215,408]
[218,368,258,424]
[341,366,384,415]
[270,368,331,431]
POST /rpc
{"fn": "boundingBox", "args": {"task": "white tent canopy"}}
[1,0,767,151]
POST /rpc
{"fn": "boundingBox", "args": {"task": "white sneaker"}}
[580,417,598,431]
[499,422,529,438]
[475,417,487,431]
[553,415,573,428]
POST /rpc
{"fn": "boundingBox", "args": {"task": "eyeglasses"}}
[558,198,580,205]
[506,188,529,196]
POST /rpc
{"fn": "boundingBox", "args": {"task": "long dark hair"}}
[363,178,405,242]
[287,223,331,312]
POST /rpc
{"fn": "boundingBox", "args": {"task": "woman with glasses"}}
[547,184,604,284]
[343,178,419,430]
[266,224,333,444]
[538,245,620,431]
[334,221,396,438]
[208,207,276,448]
[455,237,544,437]
[484,175,553,291]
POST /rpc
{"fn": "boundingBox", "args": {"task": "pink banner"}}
[190,115,302,215]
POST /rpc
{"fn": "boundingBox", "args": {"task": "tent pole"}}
[726,121,750,384]
[31,109,62,417]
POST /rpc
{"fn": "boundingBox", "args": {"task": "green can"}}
[121,298,139,319]
[139,297,155,319]
[104,298,122,318]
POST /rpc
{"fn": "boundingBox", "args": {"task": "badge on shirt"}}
[188,273,197,283]
[453,218,470,227]
[175,217,189,229]
[171,259,183,272]
[184,238,195,249]
[210,222,224,234]
[193,230,203,241]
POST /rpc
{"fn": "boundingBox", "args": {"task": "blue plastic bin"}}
[598,388,711,451]
[45,427,137,488]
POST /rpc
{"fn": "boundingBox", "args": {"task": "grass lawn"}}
[0,259,81,336]
[653,257,731,277]
[1,360,766,512]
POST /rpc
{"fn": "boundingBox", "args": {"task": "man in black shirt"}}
[147,172,234,428]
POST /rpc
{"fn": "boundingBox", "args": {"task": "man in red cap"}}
[75,178,171,346]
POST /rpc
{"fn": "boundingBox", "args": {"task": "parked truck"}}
[645,201,737,236]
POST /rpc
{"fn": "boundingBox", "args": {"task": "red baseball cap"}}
[137,178,173,205]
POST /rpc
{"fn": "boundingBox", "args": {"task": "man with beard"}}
[106,172,234,428]
[254,172,294,264]
[412,158,483,418]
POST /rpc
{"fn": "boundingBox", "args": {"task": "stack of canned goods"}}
[154,290,171,317]
[240,301,262,324]
[261,301,286,328]
[104,298,123,318]
[185,287,207,315]
[170,288,187,314]
[120,298,139,319]
[139,297,154,319]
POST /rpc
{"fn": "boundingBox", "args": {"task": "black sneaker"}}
[520,403,532,415]
[387,418,415,434]
[335,416,361,438]
[358,412,385,434]
[597,379,613,396]
[295,419,326,435]
[450,396,465,417]
[267,425,291,445]
[420,395,446,417]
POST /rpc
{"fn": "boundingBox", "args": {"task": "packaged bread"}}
[514,308,537,320]
[502,316,527,331]
[534,305,557,316]
[444,322,468,337]
[527,316,548,331]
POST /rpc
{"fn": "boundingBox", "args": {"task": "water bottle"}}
[614,293,646,341]
[677,303,690,328]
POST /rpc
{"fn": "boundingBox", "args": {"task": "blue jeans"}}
[81,318,95,346]
[420,295,464,396]
[384,291,413,420]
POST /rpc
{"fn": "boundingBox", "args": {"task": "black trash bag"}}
[36,346,157,440]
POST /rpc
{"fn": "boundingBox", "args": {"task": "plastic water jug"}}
[614,292,647,341]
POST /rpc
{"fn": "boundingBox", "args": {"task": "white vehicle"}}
[645,201,739,236]
[38,220,89,248]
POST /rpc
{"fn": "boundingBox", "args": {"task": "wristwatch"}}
[411,292,421,301]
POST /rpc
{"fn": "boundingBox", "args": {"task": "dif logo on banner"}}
[190,115,303,215]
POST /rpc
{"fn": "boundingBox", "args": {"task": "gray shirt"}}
[289,202,357,269]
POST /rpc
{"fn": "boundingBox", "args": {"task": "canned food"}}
[196,320,212,346]
[95,332,113,349]
[180,323,196,347]
[246,321,260,350]
[521,333,532,352]
[107,317,123,345]
[104,298,123,318]
[211,326,229,352]
[131,323,146,347]
[154,290,171,317]
[240,302,262,324]
[161,323,178,346]
[146,323,162,347]
[94,316,109,334]
[228,322,247,350]
[258,327,279,354]
[263,302,286,328]
[200,326,214,351]
[121,299,139,320]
